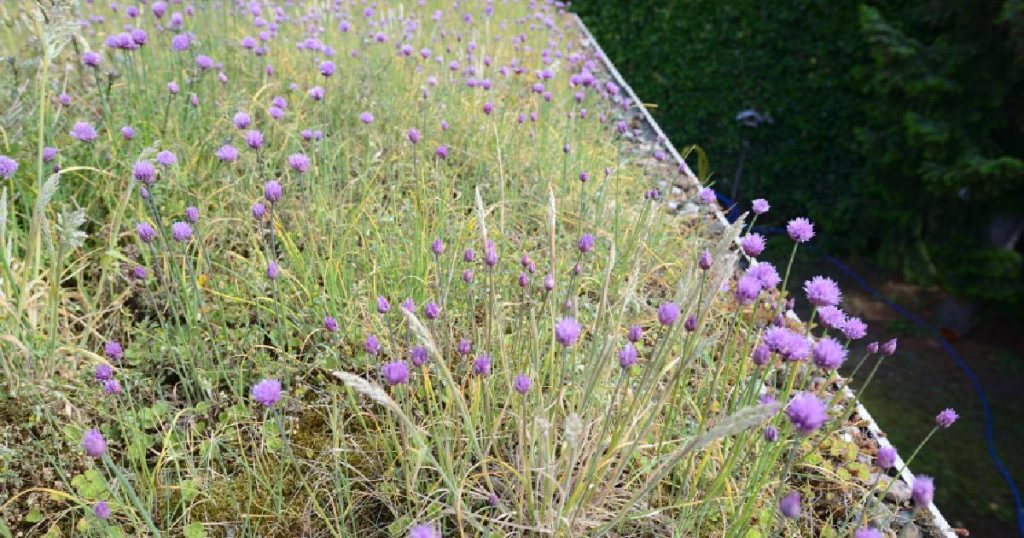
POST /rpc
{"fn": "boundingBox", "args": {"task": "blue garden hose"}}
[713,192,1024,536]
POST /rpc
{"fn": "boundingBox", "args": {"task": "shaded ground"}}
[771,246,1024,536]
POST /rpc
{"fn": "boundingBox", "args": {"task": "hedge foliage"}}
[574,0,1024,306]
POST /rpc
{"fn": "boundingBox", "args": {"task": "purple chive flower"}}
[268,106,284,120]
[881,338,898,356]
[411,346,428,367]
[266,261,279,280]
[867,341,880,354]
[169,221,193,242]
[779,491,801,519]
[423,302,440,320]
[483,102,494,115]
[804,276,842,307]
[543,274,555,292]
[196,55,214,70]
[407,128,421,144]
[618,343,638,369]
[473,354,492,376]
[854,528,882,538]
[877,445,897,469]
[698,188,716,205]
[752,198,770,215]
[401,298,415,312]
[735,275,761,305]
[764,425,779,442]
[555,318,582,347]
[740,234,766,257]
[698,250,713,271]
[323,316,339,333]
[359,112,374,124]
[83,51,101,67]
[120,125,135,140]
[167,81,180,95]
[94,501,111,520]
[365,335,380,355]
[103,379,122,394]
[382,361,410,386]
[579,171,589,183]
[70,121,98,142]
[95,364,113,382]
[463,248,475,263]
[216,144,239,162]
[288,153,310,173]
[307,86,324,101]
[747,262,781,290]
[912,476,935,507]
[449,338,469,357]
[786,217,815,243]
[786,392,827,434]
[431,238,445,256]
[841,317,868,340]
[320,60,336,77]
[684,315,697,332]
[185,207,199,224]
[376,296,391,314]
[251,378,282,407]
[0,156,18,179]
[764,327,811,361]
[131,264,147,280]
[752,344,771,366]
[513,374,531,395]
[136,222,156,243]
[817,306,846,329]
[435,145,449,159]
[627,325,643,343]
[245,130,264,150]
[812,337,848,371]
[577,233,595,253]
[935,408,959,429]
[658,302,680,326]
[264,180,282,203]
[82,429,106,458]
[132,161,156,184]
[251,202,266,220]
[58,93,71,107]
[484,243,498,267]
[233,111,251,129]
[409,524,441,538]
[463,269,474,283]
[171,33,190,51]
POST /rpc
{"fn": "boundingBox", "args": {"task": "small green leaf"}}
[71,469,107,500]
[25,506,44,523]
[183,523,207,538]
[180,480,200,502]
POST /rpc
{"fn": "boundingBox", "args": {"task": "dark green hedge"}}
[574,0,1024,306]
